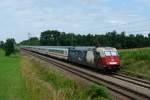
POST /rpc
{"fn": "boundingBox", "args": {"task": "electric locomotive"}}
[68,47,120,72]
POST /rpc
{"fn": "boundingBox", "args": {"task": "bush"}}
[4,38,16,56]
[86,85,109,99]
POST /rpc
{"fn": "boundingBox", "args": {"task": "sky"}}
[0,0,150,42]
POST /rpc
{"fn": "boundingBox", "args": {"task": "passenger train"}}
[23,46,120,72]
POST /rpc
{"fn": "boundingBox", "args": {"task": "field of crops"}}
[119,47,150,78]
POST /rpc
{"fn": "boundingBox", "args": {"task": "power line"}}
[94,18,150,31]
[126,30,150,34]
[92,27,150,34]
[96,24,150,33]
[28,33,31,45]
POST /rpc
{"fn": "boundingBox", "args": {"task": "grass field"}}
[22,54,110,100]
[0,49,29,100]
[119,47,150,78]
[2,47,149,100]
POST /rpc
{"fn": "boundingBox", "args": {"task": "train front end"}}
[97,47,120,72]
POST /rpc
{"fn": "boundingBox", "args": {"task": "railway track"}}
[22,49,150,100]
[112,74,150,89]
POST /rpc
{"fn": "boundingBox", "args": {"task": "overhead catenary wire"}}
[91,17,150,34]
[95,18,150,31]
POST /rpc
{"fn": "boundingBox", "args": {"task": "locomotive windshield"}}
[105,51,118,56]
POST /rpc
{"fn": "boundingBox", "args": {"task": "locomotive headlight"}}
[111,59,115,61]
[109,62,117,64]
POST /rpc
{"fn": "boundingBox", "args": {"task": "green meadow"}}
[0,49,29,100]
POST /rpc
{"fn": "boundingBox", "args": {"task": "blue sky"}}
[0,0,150,42]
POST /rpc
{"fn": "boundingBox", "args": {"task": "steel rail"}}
[116,73,150,85]
[111,74,150,89]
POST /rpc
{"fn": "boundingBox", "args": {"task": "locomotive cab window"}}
[105,51,111,56]
[111,51,118,56]
[104,51,118,56]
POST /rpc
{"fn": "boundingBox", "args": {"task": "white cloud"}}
[0,0,149,42]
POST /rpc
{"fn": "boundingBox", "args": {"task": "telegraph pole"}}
[71,33,74,46]
[28,33,31,45]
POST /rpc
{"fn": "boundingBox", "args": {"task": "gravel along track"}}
[22,49,150,100]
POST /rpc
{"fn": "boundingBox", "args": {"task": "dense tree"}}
[40,30,61,46]
[20,29,150,49]
[4,38,16,56]
[20,37,40,46]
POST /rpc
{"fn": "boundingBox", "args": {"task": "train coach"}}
[23,46,120,72]
[24,46,69,60]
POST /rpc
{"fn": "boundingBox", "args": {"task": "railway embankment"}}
[21,52,110,100]
[119,47,150,80]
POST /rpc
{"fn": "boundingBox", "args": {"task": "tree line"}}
[19,30,150,49]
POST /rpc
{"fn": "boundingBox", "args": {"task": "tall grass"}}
[119,47,150,77]
[22,55,110,100]
[120,48,150,60]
